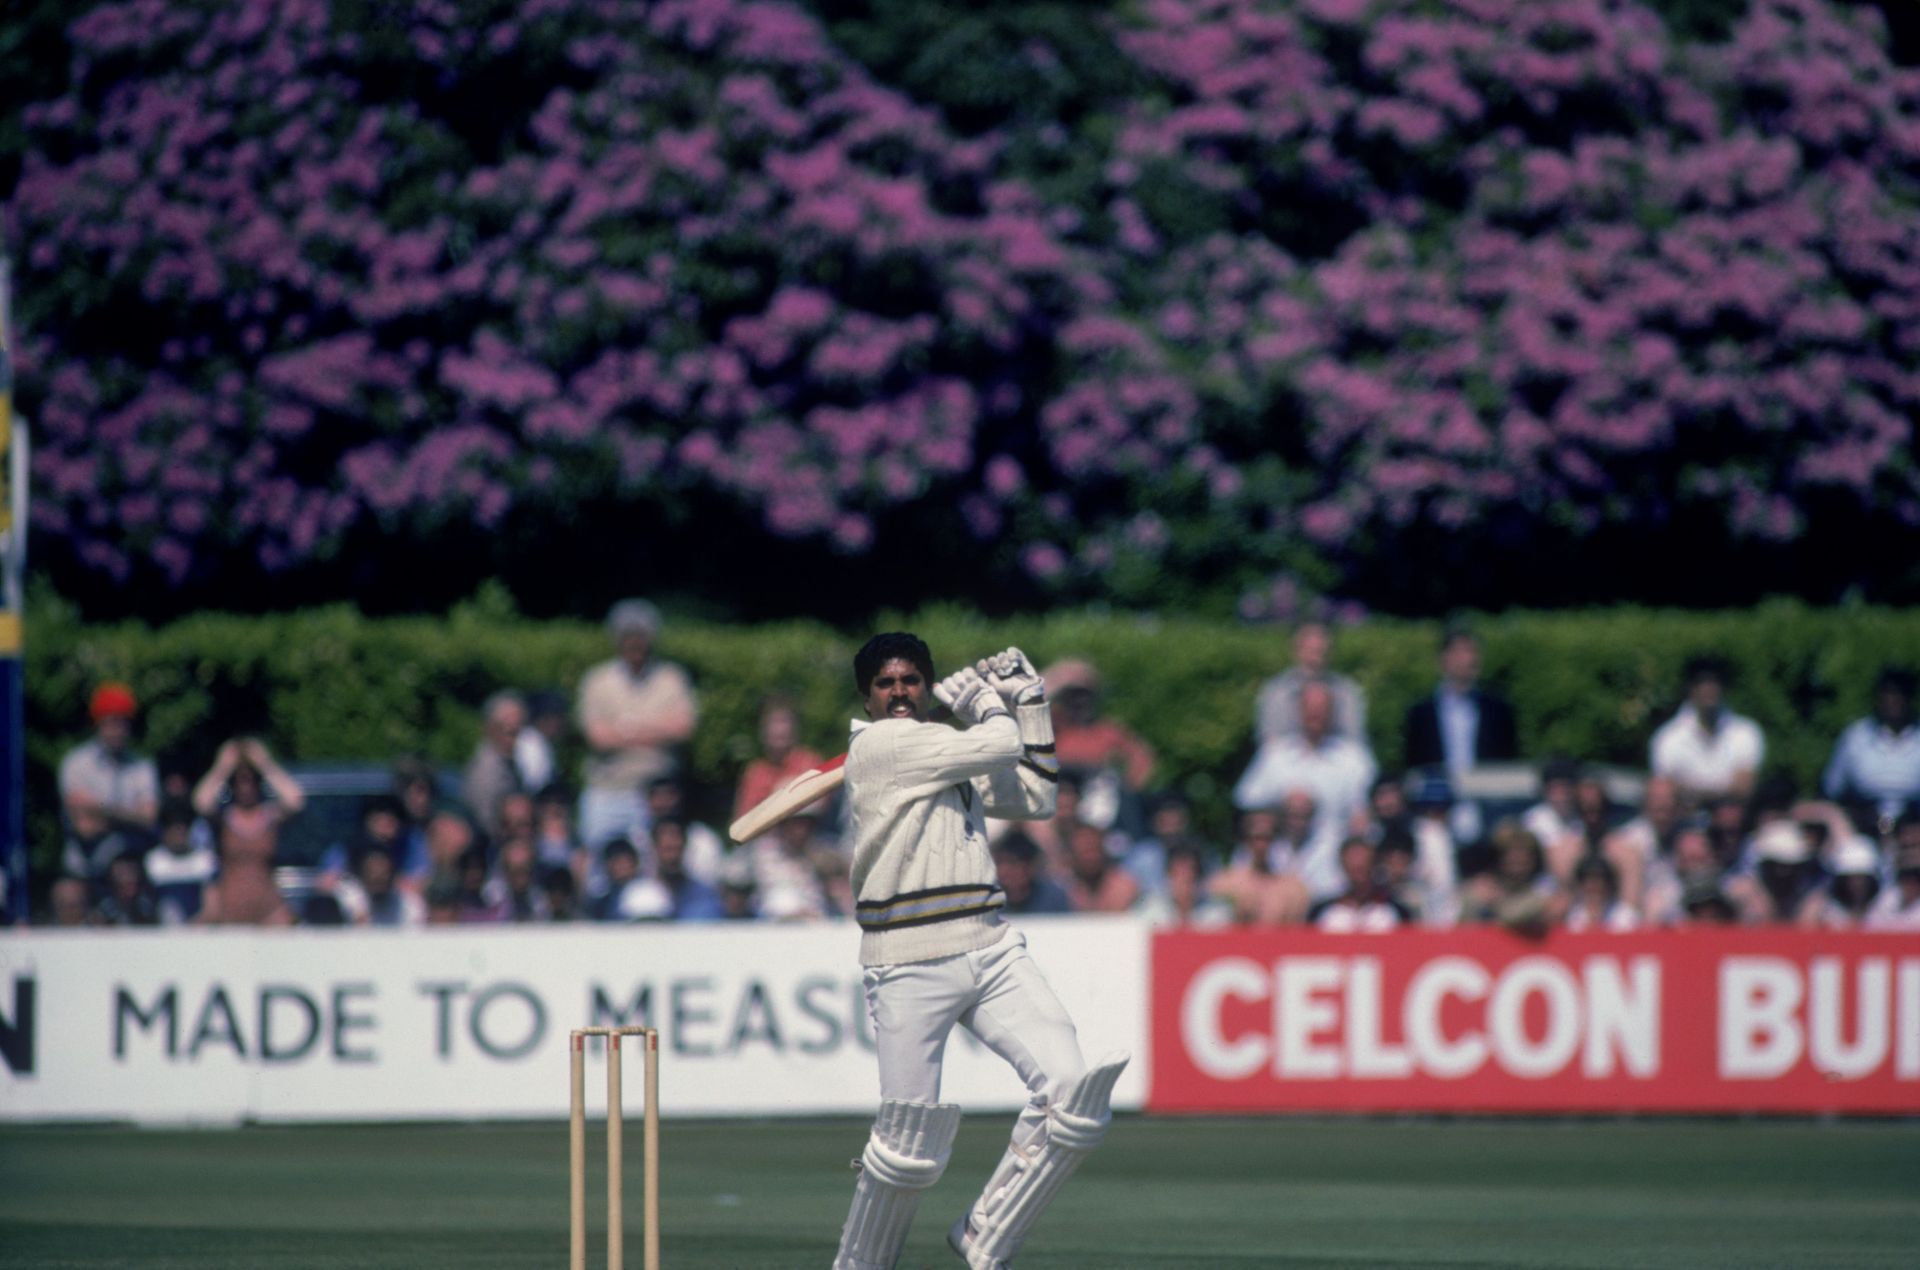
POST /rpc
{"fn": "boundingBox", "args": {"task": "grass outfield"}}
[2,1117,1916,1268]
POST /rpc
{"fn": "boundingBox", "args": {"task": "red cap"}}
[90,682,138,722]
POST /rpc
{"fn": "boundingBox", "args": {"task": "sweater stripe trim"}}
[856,884,1005,929]
[857,897,1007,932]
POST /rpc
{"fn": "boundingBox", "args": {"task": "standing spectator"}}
[1042,659,1157,833]
[1232,683,1375,895]
[1402,626,1519,776]
[463,691,534,840]
[91,851,159,926]
[1063,819,1141,913]
[145,798,217,925]
[334,846,425,927]
[732,695,825,828]
[59,682,160,892]
[1649,656,1765,805]
[193,739,305,926]
[1823,666,1920,829]
[576,599,698,848]
[1255,620,1366,743]
[1564,857,1637,932]
[1140,845,1233,928]
[994,831,1073,915]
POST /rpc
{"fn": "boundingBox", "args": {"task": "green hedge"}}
[24,591,1917,880]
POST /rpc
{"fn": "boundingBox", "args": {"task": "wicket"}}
[570,1027,661,1270]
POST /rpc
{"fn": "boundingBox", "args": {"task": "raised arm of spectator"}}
[192,740,244,817]
[243,738,307,815]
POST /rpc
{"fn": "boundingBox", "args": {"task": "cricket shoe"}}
[947,1214,1008,1270]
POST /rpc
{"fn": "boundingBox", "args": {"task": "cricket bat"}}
[728,753,847,843]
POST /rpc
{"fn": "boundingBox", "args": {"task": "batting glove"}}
[934,667,1008,726]
[976,647,1046,707]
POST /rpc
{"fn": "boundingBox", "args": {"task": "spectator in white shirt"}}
[1233,682,1377,897]
[1649,657,1765,805]
[1865,837,1920,930]
[1311,837,1409,932]
[1823,666,1920,828]
[1564,856,1638,932]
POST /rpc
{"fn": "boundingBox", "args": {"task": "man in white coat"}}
[833,632,1128,1270]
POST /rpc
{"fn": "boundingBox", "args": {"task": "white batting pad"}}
[957,1051,1131,1269]
[833,1099,963,1270]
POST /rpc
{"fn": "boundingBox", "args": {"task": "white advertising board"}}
[0,918,1148,1123]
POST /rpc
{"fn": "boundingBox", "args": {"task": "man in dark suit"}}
[1403,626,1519,775]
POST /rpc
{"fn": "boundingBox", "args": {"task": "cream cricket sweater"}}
[845,701,1058,966]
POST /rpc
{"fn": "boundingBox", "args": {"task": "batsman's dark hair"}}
[854,632,935,696]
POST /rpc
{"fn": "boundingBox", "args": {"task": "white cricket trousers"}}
[863,928,1085,1150]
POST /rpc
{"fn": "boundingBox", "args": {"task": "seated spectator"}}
[1743,820,1823,923]
[49,875,91,926]
[576,599,698,849]
[588,839,643,921]
[334,846,425,927]
[645,775,724,886]
[145,798,217,925]
[1255,620,1366,743]
[1549,772,1623,881]
[1866,837,1920,930]
[516,689,571,792]
[1310,838,1409,932]
[1823,666,1920,830]
[451,846,501,922]
[421,806,479,892]
[1366,774,1413,841]
[1641,826,1719,926]
[1522,759,1584,864]
[391,756,441,840]
[1043,659,1157,833]
[543,867,581,922]
[994,831,1073,916]
[532,784,581,875]
[1649,656,1765,805]
[463,690,536,840]
[1123,791,1202,898]
[643,816,725,921]
[1374,829,1427,924]
[91,850,159,926]
[745,810,847,920]
[1459,821,1562,934]
[482,838,549,922]
[1403,778,1462,926]
[424,876,464,925]
[194,739,305,926]
[732,695,825,827]
[1799,837,1883,929]
[716,852,759,920]
[1402,625,1519,777]
[1063,819,1141,913]
[1141,845,1233,928]
[1233,682,1376,894]
[59,682,160,894]
[1678,874,1741,925]
[1208,809,1310,925]
[1601,776,1684,913]
[1564,856,1637,932]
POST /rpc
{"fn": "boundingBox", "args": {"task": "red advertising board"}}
[1150,929,1920,1115]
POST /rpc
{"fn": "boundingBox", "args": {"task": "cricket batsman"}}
[832,632,1128,1269]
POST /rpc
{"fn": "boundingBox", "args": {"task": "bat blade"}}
[728,753,848,843]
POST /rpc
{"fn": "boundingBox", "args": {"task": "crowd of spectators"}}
[41,608,1920,934]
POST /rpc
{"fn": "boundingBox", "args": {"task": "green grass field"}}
[2,1117,1915,1268]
